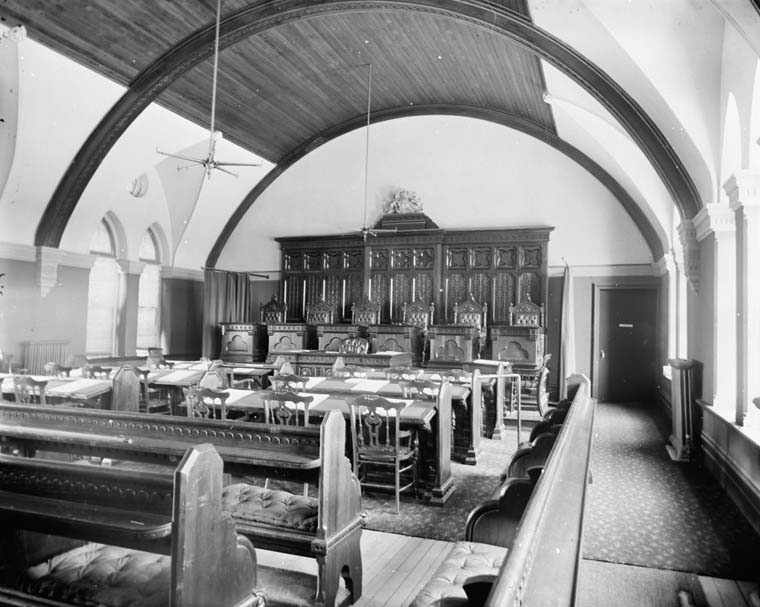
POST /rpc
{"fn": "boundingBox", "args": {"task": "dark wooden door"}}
[594,287,658,403]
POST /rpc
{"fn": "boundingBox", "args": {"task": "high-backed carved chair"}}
[184,386,229,420]
[350,394,418,514]
[260,294,287,324]
[339,337,369,354]
[453,293,488,331]
[305,298,334,325]
[402,301,435,330]
[13,376,48,405]
[351,296,381,326]
[509,298,544,327]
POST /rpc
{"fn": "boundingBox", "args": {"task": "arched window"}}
[85,219,120,356]
[137,228,162,352]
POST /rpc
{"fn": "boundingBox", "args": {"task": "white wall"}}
[218,115,654,272]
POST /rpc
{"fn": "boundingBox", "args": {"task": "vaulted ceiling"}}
[0,0,705,263]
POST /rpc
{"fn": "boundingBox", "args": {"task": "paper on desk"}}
[224,389,253,404]
[305,393,331,408]
[305,377,326,389]
[156,370,198,383]
[189,362,212,371]
[48,379,99,395]
[350,379,389,393]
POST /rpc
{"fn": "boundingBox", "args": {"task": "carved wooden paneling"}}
[447,248,468,270]
[520,246,543,269]
[415,273,434,304]
[493,273,516,323]
[370,274,390,320]
[324,250,343,271]
[286,252,304,272]
[469,273,491,312]
[345,250,363,271]
[519,272,540,303]
[305,275,323,307]
[285,275,304,319]
[391,274,413,321]
[345,274,364,317]
[324,274,343,317]
[305,251,322,272]
[446,273,468,322]
[414,248,435,270]
[371,248,390,271]
[496,247,517,269]
[391,248,414,271]
[470,248,493,270]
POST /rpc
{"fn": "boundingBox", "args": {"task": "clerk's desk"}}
[266,350,413,376]
[221,383,455,506]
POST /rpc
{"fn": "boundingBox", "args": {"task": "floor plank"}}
[389,539,453,607]
[713,577,750,607]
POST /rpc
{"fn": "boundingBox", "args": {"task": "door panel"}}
[596,287,658,403]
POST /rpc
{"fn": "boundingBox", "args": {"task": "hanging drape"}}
[559,262,576,400]
[202,269,254,358]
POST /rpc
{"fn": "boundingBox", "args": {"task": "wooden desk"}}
[272,350,413,376]
[223,384,455,506]
[298,372,481,465]
[1,374,112,405]
[221,362,277,389]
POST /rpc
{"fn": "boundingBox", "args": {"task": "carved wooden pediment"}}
[306,298,334,325]
[402,301,435,329]
[453,293,487,329]
[509,298,544,327]
[351,295,381,326]
[260,294,286,323]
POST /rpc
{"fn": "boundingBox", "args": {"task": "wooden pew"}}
[0,443,259,607]
[0,404,363,607]
[410,376,595,607]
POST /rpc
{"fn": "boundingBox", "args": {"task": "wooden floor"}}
[257,529,453,607]
[258,530,759,607]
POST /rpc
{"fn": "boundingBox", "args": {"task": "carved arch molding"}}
[34,0,699,264]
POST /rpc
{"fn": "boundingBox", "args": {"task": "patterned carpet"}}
[583,401,760,579]
[360,430,520,541]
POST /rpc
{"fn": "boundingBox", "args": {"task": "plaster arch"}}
[750,60,760,170]
[720,92,742,202]
[33,0,701,254]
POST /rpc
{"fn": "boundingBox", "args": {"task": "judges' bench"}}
[0,404,363,607]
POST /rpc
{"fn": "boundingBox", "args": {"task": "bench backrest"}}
[0,444,256,607]
[485,379,595,607]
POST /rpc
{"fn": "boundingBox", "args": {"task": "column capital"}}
[693,203,735,241]
[116,259,145,275]
[724,170,760,211]
[677,220,700,293]
[0,25,26,44]
[653,253,675,277]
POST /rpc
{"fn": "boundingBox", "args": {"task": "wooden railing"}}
[485,375,594,606]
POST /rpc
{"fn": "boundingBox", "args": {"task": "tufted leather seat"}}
[21,543,170,607]
[223,483,319,532]
[410,541,507,607]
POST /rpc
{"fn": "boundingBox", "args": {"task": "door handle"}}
[600,349,606,359]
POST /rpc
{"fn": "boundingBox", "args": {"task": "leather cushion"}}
[410,541,507,607]
[22,542,169,607]
[223,483,319,532]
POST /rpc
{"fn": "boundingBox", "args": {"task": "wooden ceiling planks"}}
[0,1,554,163]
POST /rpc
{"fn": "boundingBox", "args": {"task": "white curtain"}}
[559,262,576,399]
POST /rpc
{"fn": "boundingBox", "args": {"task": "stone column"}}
[725,170,760,426]
[115,260,144,357]
[693,204,736,413]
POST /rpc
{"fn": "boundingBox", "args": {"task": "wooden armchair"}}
[137,368,171,415]
[146,347,174,369]
[509,298,544,327]
[349,394,418,514]
[402,301,435,329]
[351,296,381,326]
[306,298,335,325]
[81,364,111,379]
[454,293,488,330]
[184,386,229,420]
[332,365,368,378]
[260,294,287,324]
[269,373,307,392]
[43,362,72,377]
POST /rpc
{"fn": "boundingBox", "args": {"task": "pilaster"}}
[725,170,760,426]
[677,220,700,293]
[693,204,736,412]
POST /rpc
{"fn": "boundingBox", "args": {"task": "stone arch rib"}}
[35,0,700,253]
